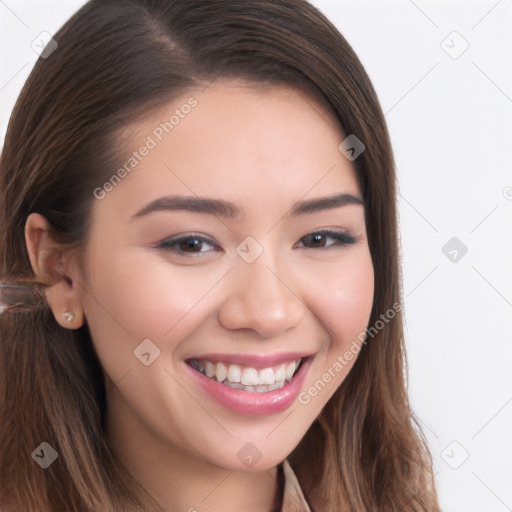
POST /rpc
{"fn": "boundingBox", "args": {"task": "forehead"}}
[93,80,360,222]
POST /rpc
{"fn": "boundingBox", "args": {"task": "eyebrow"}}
[130,192,363,221]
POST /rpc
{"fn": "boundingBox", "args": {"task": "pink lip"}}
[185,356,313,416]
[185,351,312,369]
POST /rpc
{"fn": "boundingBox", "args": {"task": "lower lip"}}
[185,357,313,416]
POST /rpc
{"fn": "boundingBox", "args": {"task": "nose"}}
[217,251,305,338]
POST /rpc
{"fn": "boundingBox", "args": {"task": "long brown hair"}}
[0,1,440,510]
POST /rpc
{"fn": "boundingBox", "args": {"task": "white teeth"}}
[227,364,241,383]
[223,380,287,392]
[240,367,259,386]
[205,360,215,378]
[215,362,227,383]
[190,357,303,391]
[259,367,274,385]
[286,361,297,381]
[267,381,284,391]
[274,365,286,382]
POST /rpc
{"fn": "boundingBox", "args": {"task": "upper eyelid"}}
[156,230,354,251]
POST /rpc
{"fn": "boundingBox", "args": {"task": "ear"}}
[24,213,85,329]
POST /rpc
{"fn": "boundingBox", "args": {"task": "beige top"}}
[278,459,312,512]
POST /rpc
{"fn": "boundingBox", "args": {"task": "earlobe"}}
[24,213,85,329]
[60,308,85,329]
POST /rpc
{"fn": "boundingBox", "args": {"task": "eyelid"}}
[294,230,356,250]
[155,233,219,254]
[154,228,356,256]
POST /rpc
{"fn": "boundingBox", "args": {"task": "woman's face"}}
[79,81,374,471]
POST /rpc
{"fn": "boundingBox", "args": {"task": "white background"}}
[1,1,511,510]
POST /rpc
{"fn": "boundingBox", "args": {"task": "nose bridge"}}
[217,243,305,337]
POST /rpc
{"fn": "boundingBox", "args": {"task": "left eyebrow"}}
[289,193,363,215]
[130,192,363,221]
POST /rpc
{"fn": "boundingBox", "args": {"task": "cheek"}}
[295,250,374,409]
[86,251,226,340]
[82,252,234,418]
[81,251,231,392]
[305,249,374,346]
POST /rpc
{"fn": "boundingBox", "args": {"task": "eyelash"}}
[155,229,356,256]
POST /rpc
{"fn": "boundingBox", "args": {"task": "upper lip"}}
[186,352,313,369]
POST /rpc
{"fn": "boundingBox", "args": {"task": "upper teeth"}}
[192,358,302,385]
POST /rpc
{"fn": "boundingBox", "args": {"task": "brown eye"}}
[156,235,219,255]
[298,230,356,249]
[177,237,204,252]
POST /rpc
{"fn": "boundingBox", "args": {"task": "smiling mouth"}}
[186,358,305,393]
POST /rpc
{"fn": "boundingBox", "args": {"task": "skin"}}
[25,81,374,512]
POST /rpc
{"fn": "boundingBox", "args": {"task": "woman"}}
[0,1,441,510]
